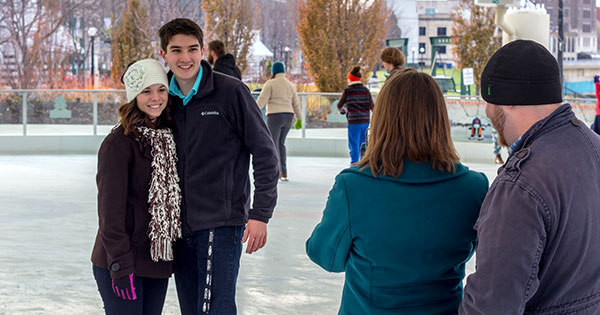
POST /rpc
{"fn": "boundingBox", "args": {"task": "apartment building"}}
[417,0,460,67]
[533,0,597,60]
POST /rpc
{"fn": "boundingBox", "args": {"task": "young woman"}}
[256,61,302,181]
[91,59,181,315]
[306,68,489,314]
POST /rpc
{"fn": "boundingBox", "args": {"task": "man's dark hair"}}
[207,40,226,58]
[159,18,204,52]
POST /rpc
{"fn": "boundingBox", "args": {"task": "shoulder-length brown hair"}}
[117,97,173,138]
[357,68,458,177]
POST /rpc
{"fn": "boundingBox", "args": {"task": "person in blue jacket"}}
[306,68,489,315]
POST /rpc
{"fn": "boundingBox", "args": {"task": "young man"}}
[158,18,279,315]
[460,40,600,314]
[207,39,242,80]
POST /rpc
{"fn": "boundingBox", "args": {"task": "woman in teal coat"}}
[306,68,489,315]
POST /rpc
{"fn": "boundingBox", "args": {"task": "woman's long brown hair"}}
[357,68,459,177]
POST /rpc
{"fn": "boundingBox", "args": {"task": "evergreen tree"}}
[110,0,153,85]
[451,0,500,95]
[297,0,390,92]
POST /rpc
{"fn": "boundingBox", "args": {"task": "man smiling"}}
[158,18,279,315]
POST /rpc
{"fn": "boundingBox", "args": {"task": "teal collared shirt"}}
[169,66,203,106]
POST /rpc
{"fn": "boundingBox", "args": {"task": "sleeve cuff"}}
[108,252,135,279]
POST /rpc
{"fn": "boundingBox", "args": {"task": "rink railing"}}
[0,89,596,137]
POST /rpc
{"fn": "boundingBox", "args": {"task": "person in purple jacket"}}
[460,40,600,314]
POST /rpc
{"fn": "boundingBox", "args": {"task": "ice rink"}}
[0,155,500,315]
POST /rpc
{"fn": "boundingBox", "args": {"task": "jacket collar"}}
[341,159,469,184]
[510,103,574,153]
[167,60,215,104]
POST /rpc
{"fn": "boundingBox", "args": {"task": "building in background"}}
[534,0,597,60]
[417,0,459,68]
[388,0,419,64]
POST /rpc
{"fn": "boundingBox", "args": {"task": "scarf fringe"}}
[137,126,182,262]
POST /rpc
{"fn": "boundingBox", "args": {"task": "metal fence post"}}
[301,94,306,139]
[93,92,98,135]
[22,92,28,136]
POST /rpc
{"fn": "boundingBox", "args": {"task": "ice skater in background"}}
[91,59,181,315]
[337,66,374,164]
[593,75,600,135]
[469,117,484,141]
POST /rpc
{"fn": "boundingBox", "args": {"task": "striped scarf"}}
[136,126,182,262]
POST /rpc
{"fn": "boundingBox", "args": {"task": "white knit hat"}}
[123,59,169,102]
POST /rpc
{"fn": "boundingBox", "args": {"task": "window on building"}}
[583,24,591,32]
[425,8,436,14]
[584,37,591,47]
[583,10,591,19]
[565,23,569,31]
[564,8,569,18]
[419,42,426,54]
[437,27,447,36]
[437,46,447,54]
[547,8,553,16]
[419,27,426,36]
[583,0,590,4]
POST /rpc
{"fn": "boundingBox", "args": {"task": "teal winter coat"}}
[306,161,488,314]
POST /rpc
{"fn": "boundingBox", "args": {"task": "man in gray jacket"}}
[460,40,600,314]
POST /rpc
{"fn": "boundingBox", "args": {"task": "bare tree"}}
[147,0,203,37]
[0,0,101,88]
[297,0,391,92]
[451,0,500,94]
[258,0,300,67]
[202,0,259,72]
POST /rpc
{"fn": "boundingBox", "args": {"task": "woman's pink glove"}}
[112,273,137,300]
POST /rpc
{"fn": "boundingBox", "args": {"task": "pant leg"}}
[492,129,501,155]
[277,114,294,175]
[141,277,169,315]
[266,115,282,174]
[206,226,244,315]
[176,227,244,315]
[358,124,368,148]
[93,265,143,315]
[347,124,362,164]
[174,238,200,315]
[593,115,600,135]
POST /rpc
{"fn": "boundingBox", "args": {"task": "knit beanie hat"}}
[348,66,361,82]
[123,59,169,102]
[481,40,562,106]
[272,61,285,75]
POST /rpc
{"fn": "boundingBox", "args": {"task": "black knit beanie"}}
[481,40,563,106]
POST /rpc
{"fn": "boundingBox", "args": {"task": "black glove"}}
[112,273,137,300]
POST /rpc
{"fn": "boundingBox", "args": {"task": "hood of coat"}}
[342,159,470,184]
[214,54,238,72]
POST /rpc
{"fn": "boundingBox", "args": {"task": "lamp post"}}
[419,46,425,71]
[87,27,97,87]
[411,48,416,67]
[284,46,291,73]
